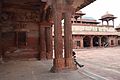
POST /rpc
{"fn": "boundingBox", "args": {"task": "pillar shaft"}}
[39,27,47,60]
[113,19,114,27]
[99,37,102,47]
[64,7,75,69]
[51,3,65,72]
[64,12,72,59]
[90,37,93,48]
[54,12,63,59]
[15,32,19,48]
[80,36,83,48]
[45,27,53,59]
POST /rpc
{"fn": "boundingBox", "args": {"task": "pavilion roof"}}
[99,12,117,21]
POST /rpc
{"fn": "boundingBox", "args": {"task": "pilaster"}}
[0,1,3,63]
[39,27,47,60]
[45,26,53,59]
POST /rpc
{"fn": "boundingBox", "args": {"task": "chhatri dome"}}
[100,12,117,21]
[99,12,117,27]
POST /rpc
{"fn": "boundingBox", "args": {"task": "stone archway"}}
[93,36,99,47]
[83,36,91,47]
[101,36,108,46]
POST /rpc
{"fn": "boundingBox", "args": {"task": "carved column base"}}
[50,58,65,72]
[46,52,53,59]
[65,58,77,70]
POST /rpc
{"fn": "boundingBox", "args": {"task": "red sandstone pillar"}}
[90,36,93,48]
[80,36,84,48]
[108,36,111,47]
[64,7,75,69]
[15,31,19,48]
[45,26,53,59]
[51,3,65,72]
[39,27,47,60]
[99,37,102,47]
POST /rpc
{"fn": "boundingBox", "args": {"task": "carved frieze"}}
[14,10,40,22]
[1,8,40,31]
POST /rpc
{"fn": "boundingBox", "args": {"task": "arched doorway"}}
[101,36,108,47]
[83,36,91,47]
[93,36,99,47]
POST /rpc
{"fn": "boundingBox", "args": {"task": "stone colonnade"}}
[73,35,117,49]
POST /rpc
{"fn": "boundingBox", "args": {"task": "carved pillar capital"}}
[52,0,64,13]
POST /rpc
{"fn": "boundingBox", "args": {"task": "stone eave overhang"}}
[75,0,96,11]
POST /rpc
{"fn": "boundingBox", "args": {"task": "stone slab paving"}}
[1,47,120,80]
[0,60,93,80]
[75,47,120,80]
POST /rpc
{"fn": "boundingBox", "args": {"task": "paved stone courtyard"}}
[75,46,120,80]
[0,47,120,80]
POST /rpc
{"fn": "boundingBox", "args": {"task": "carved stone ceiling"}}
[1,0,96,22]
[4,0,39,4]
[3,0,96,9]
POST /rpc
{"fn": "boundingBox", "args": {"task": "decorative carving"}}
[0,11,15,22]
[24,11,40,22]
[14,11,40,22]
[15,22,27,29]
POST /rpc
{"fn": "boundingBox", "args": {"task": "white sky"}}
[81,0,120,27]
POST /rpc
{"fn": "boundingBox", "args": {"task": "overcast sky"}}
[81,0,120,27]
